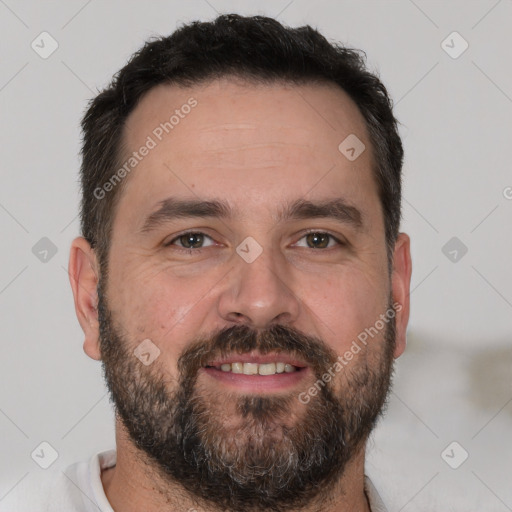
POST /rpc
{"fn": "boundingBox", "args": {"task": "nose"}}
[217,246,301,330]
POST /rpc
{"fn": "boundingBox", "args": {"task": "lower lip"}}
[201,367,309,392]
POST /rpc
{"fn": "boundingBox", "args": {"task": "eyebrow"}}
[140,197,364,233]
[140,198,232,233]
[279,198,364,230]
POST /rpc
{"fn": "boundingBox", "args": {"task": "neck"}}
[101,419,371,512]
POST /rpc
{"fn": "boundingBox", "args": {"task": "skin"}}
[69,78,412,512]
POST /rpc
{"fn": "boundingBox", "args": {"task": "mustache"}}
[177,323,338,380]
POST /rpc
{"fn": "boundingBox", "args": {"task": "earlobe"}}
[390,233,412,359]
[68,237,102,361]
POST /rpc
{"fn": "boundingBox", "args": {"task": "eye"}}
[165,232,216,250]
[294,231,342,250]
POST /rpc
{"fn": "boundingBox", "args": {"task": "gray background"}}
[1,0,511,510]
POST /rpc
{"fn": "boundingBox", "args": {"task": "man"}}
[9,13,411,512]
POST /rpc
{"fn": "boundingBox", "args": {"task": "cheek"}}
[302,266,388,354]
[108,264,217,365]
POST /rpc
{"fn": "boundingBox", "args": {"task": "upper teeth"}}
[218,362,297,375]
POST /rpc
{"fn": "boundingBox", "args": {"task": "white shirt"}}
[1,449,388,511]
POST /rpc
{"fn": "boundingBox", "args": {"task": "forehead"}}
[115,78,378,226]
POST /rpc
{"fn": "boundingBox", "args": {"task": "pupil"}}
[307,233,328,249]
[182,233,203,248]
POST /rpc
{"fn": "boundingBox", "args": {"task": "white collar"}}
[365,475,389,512]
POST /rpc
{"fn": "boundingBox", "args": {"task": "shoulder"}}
[0,449,116,512]
[364,475,389,512]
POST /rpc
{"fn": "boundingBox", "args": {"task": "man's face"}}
[92,79,408,510]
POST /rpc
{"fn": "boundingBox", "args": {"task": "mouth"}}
[202,352,309,393]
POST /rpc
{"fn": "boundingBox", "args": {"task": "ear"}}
[68,237,101,360]
[390,233,412,359]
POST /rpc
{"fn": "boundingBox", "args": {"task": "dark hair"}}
[80,13,403,272]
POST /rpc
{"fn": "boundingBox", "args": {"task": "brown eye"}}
[179,233,204,248]
[167,232,215,250]
[305,232,331,249]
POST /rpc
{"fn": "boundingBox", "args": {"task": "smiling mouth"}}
[205,361,304,375]
[202,352,309,392]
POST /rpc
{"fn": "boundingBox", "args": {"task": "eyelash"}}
[164,230,345,253]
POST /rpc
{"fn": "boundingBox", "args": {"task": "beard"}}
[97,285,396,511]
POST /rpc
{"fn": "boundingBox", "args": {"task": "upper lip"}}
[205,351,308,368]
